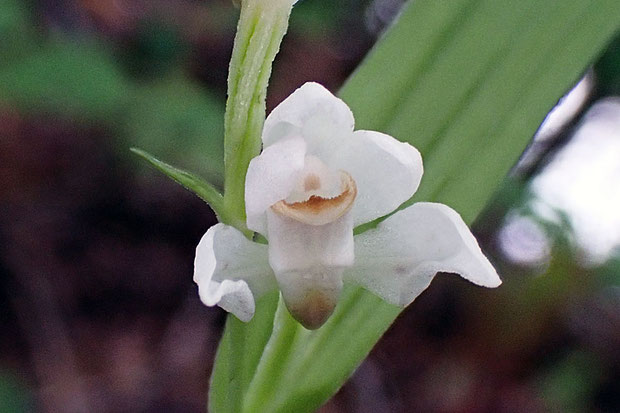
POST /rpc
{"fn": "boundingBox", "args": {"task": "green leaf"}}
[130,148,247,233]
[227,0,620,412]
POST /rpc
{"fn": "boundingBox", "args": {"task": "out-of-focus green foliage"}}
[0,0,226,182]
[539,351,602,413]
[0,0,35,63]
[596,255,620,286]
[127,78,224,185]
[0,0,27,31]
[288,0,354,38]
[595,35,620,96]
[123,21,187,79]
[0,373,30,413]
[0,41,129,118]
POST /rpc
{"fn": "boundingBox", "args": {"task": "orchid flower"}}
[194,82,501,329]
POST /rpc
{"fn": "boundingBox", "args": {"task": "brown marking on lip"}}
[271,171,357,226]
[286,185,352,214]
[304,173,321,191]
[286,289,338,330]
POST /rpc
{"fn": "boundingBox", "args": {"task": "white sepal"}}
[194,224,276,322]
[347,202,501,307]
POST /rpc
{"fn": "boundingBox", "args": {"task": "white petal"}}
[262,82,355,153]
[321,130,423,226]
[194,224,275,322]
[245,136,306,235]
[266,209,354,329]
[346,202,501,307]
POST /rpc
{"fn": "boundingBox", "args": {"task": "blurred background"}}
[0,0,619,412]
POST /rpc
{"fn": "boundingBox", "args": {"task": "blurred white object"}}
[532,98,620,264]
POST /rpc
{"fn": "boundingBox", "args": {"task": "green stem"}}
[208,292,279,413]
[223,0,294,229]
[241,296,301,413]
[209,2,295,411]
[226,317,247,413]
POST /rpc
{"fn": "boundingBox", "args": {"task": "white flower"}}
[194,82,501,329]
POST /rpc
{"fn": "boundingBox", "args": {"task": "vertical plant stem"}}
[226,316,247,413]
[210,1,295,411]
[209,292,279,413]
[223,0,294,228]
[241,296,301,413]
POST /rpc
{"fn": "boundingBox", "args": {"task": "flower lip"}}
[271,171,357,226]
